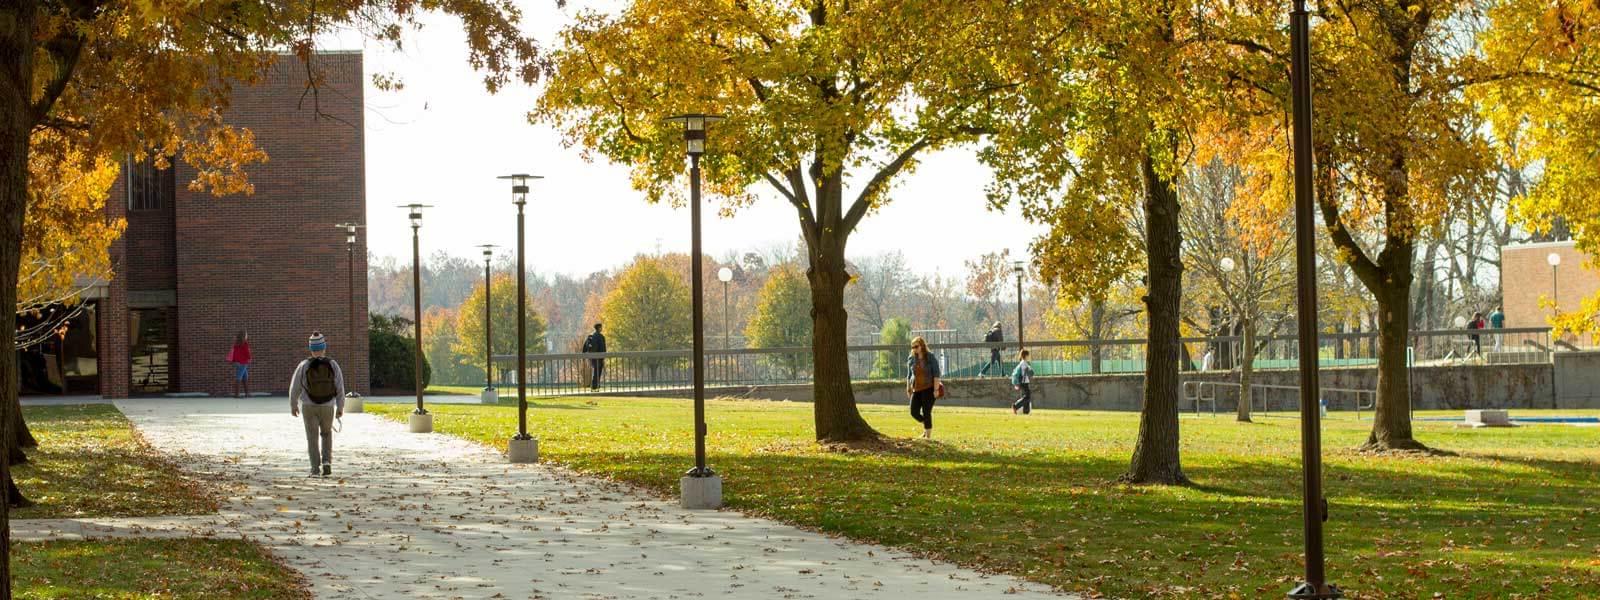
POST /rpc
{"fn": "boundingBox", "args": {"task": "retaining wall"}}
[637,361,1578,411]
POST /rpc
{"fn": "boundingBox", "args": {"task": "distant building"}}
[1500,240,1599,331]
[23,52,369,398]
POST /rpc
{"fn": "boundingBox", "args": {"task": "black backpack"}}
[305,358,338,404]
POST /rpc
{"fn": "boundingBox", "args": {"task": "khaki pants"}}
[302,403,336,470]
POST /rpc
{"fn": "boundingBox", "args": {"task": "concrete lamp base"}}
[680,475,723,510]
[507,437,539,463]
[344,394,364,414]
[408,412,433,433]
[480,388,499,405]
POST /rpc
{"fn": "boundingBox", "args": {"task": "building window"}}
[127,157,174,211]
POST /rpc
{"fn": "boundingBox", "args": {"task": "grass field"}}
[13,539,309,599]
[373,398,1599,599]
[13,404,218,518]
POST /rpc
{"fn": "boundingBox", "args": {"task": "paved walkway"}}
[99,398,1070,599]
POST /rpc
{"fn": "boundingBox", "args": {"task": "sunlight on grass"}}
[373,399,1599,599]
[13,404,218,519]
[14,539,308,599]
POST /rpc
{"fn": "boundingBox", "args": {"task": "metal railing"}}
[1182,381,1377,419]
[488,327,1561,397]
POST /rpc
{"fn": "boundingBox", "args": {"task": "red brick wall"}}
[100,183,131,398]
[103,51,368,398]
[1501,242,1600,331]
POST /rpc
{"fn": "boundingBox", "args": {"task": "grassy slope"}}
[374,399,1598,599]
[13,404,217,518]
[13,539,309,600]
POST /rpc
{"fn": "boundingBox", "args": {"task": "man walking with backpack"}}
[582,323,606,391]
[290,331,346,477]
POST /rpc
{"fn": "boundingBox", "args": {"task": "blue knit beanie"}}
[308,331,327,352]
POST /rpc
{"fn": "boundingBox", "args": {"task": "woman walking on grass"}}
[906,336,942,439]
[227,331,252,398]
[1011,350,1034,415]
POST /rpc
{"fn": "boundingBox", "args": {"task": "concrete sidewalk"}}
[113,398,1073,599]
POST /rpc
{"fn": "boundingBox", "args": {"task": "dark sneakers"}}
[322,463,332,477]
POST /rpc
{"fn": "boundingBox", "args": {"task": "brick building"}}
[1500,240,1600,330]
[38,52,371,398]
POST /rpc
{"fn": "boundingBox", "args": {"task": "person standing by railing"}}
[906,336,942,439]
[1489,306,1505,351]
[1011,350,1034,415]
[979,322,1004,376]
[1467,312,1486,358]
[583,323,607,391]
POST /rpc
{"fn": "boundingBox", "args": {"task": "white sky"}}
[340,1,1042,278]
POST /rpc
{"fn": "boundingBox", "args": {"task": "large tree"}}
[0,0,541,592]
[746,265,813,380]
[1474,0,1600,334]
[599,257,692,379]
[1179,157,1295,422]
[980,0,1205,483]
[1214,0,1504,450]
[454,273,550,383]
[534,0,1008,441]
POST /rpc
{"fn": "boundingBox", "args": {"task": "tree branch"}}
[842,137,932,232]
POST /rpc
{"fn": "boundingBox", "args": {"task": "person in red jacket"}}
[227,331,252,398]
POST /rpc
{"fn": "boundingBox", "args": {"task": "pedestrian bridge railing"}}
[481,327,1561,397]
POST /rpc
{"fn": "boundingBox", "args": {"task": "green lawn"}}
[13,404,218,518]
[13,539,309,599]
[373,399,1599,599]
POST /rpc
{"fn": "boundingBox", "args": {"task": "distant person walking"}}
[906,336,942,439]
[979,322,1004,376]
[1489,306,1505,351]
[583,323,607,391]
[289,331,345,477]
[1011,350,1034,415]
[1467,311,1486,357]
[227,331,252,398]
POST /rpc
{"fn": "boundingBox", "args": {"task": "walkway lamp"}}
[718,266,733,382]
[335,222,365,412]
[1548,252,1561,315]
[665,113,724,509]
[498,174,543,464]
[1012,259,1026,351]
[400,204,433,433]
[476,244,500,406]
[1287,0,1341,595]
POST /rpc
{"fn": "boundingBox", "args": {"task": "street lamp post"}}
[476,244,500,406]
[499,174,543,464]
[1548,252,1561,316]
[718,266,733,383]
[1012,260,1026,351]
[400,204,434,434]
[1287,0,1341,596]
[665,113,724,509]
[335,222,365,413]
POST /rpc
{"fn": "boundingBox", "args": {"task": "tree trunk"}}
[1123,152,1189,485]
[1237,318,1254,422]
[0,3,38,591]
[1089,300,1104,374]
[14,398,35,448]
[1365,263,1426,450]
[806,230,879,442]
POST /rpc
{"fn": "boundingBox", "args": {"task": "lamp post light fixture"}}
[498,173,544,464]
[476,244,501,406]
[400,204,434,433]
[334,222,366,413]
[718,266,734,383]
[665,113,724,509]
[1287,0,1341,595]
[1547,252,1561,315]
[1012,259,1026,351]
